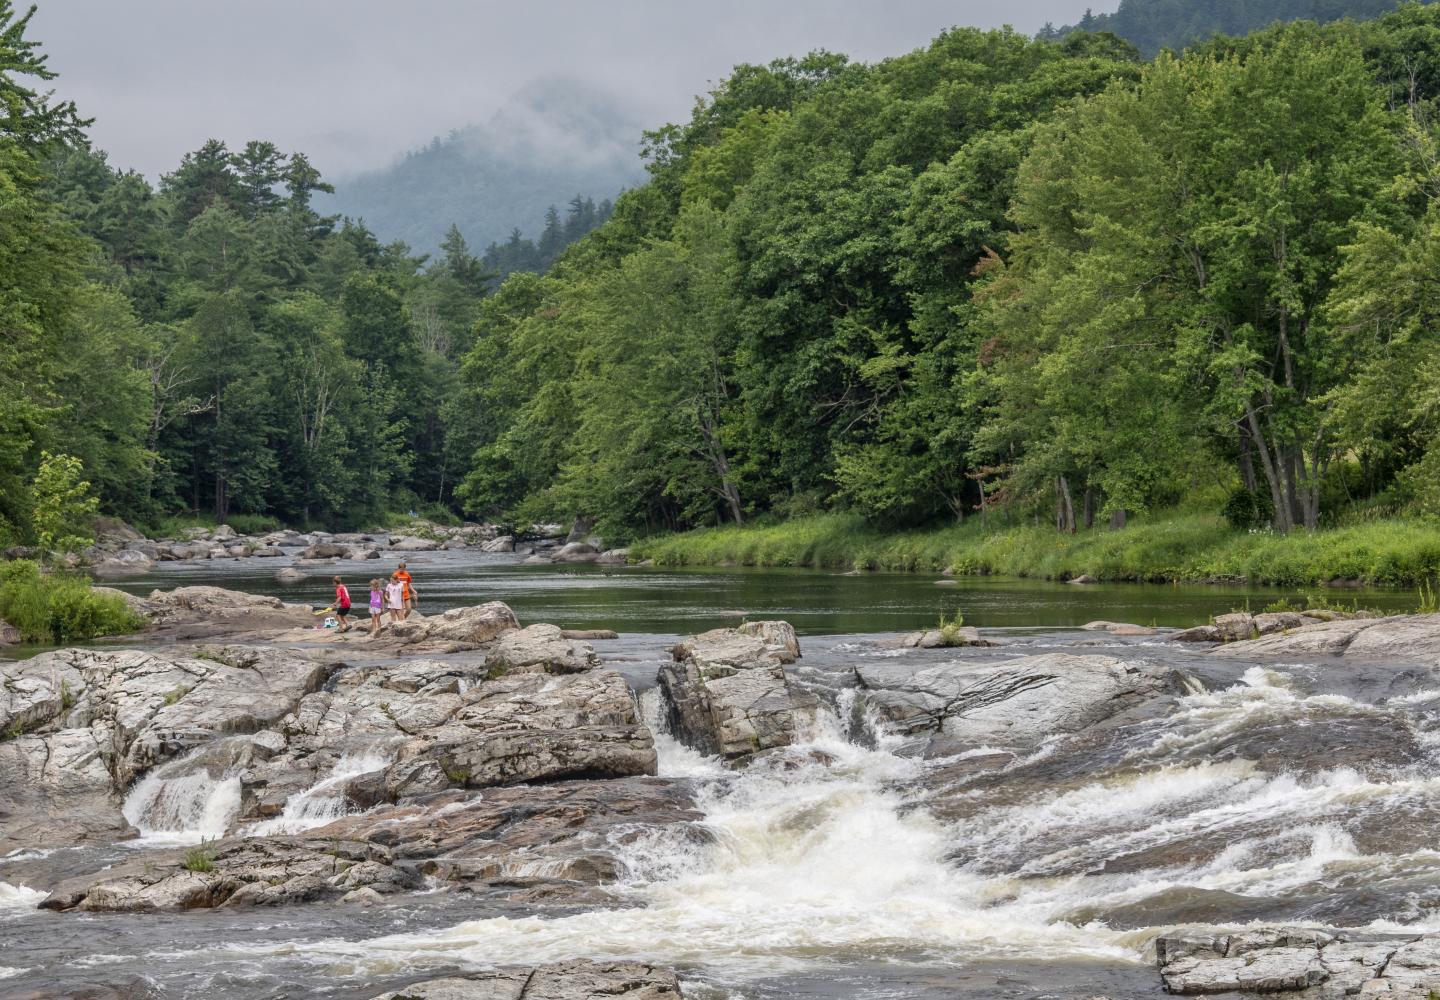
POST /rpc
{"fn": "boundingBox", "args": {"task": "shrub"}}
[183,842,215,873]
[30,453,100,553]
[0,560,144,643]
[1221,487,1274,531]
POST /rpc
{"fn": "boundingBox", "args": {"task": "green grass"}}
[183,842,215,873]
[630,512,1440,587]
[0,559,144,643]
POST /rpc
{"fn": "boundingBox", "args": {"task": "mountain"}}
[320,78,649,255]
[1040,0,1422,54]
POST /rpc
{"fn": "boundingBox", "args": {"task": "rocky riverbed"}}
[5,591,1440,997]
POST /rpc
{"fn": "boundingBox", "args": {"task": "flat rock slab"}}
[369,961,684,1000]
[1156,927,1439,997]
[37,778,701,912]
[485,623,598,674]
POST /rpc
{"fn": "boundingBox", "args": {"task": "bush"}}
[1222,487,1274,531]
[183,842,215,873]
[0,560,144,643]
[31,453,100,553]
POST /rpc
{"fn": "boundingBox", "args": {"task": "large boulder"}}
[484,623,598,675]
[368,961,685,1000]
[551,542,601,563]
[657,622,815,764]
[399,601,519,647]
[480,535,515,553]
[390,536,441,552]
[90,549,155,579]
[300,543,350,560]
[1206,613,1440,665]
[856,653,1180,749]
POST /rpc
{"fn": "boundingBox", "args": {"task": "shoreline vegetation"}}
[629,513,1440,588]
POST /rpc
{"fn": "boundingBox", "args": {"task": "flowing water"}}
[2,558,1436,998]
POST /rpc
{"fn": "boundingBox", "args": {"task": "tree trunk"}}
[1238,431,1256,493]
[1056,475,1076,534]
[1109,508,1128,530]
[1083,487,1096,530]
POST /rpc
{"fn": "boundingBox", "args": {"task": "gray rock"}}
[480,535,515,553]
[0,618,19,644]
[552,542,601,563]
[406,601,519,647]
[597,547,630,565]
[90,549,154,579]
[390,536,441,552]
[858,653,1179,749]
[349,548,380,560]
[253,546,285,558]
[275,567,307,585]
[367,961,685,1000]
[658,623,816,764]
[484,623,598,675]
[211,525,236,541]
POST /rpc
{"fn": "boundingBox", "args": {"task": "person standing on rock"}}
[394,561,415,619]
[385,574,406,624]
[331,576,352,632]
[368,578,384,636]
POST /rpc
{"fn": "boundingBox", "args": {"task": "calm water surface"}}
[110,551,1421,635]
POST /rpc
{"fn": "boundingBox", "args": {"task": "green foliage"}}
[0,559,143,643]
[1418,579,1439,613]
[1222,489,1276,531]
[183,842,215,873]
[1040,0,1414,55]
[633,511,1440,587]
[30,453,98,552]
[936,610,968,645]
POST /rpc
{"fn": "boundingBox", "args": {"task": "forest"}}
[9,1,1440,559]
[1039,0,1423,54]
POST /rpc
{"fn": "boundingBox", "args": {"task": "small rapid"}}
[246,751,393,836]
[121,754,243,846]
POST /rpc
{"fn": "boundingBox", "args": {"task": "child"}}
[368,578,384,636]
[332,576,352,632]
[394,561,414,619]
[385,574,406,625]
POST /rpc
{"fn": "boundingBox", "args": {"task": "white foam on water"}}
[0,881,44,914]
[121,758,242,846]
[246,750,393,836]
[639,688,727,779]
[238,707,1137,980]
[0,966,28,980]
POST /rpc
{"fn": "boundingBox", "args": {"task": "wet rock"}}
[350,547,381,560]
[274,567,307,585]
[896,626,993,649]
[0,646,333,852]
[480,535,514,553]
[1155,929,1440,997]
[301,543,350,559]
[90,549,155,579]
[860,653,1179,751]
[597,547,630,565]
[1069,574,1098,584]
[484,623,598,675]
[253,546,285,558]
[562,629,619,641]
[551,542,601,563]
[658,622,816,764]
[367,961,685,1000]
[1082,621,1159,636]
[390,536,441,552]
[1210,614,1440,664]
[40,835,419,912]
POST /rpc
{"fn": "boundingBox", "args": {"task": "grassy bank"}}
[630,513,1440,587]
[0,560,144,643]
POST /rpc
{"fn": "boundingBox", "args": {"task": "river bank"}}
[7,580,1440,997]
[629,513,1440,588]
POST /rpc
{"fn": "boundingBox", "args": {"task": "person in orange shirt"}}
[393,562,414,619]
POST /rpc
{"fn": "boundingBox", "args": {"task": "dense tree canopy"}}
[7,1,1440,547]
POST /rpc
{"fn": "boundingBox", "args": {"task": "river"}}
[1,554,1434,998]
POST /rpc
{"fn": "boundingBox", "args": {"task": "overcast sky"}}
[29,1,1111,180]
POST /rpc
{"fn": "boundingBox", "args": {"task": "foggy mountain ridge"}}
[320,77,648,254]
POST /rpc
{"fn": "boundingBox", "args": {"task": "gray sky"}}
[30,1,1109,180]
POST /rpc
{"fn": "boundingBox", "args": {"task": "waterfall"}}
[245,750,393,836]
[121,753,242,846]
